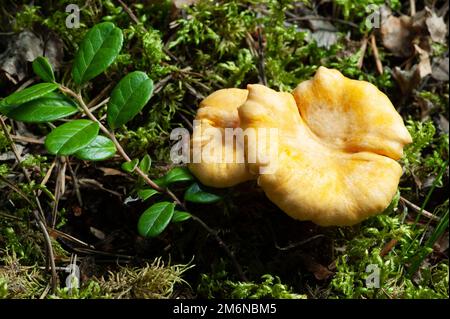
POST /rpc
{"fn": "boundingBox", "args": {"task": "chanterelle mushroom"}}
[188,67,412,226]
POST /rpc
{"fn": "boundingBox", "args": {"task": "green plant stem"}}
[59,85,247,282]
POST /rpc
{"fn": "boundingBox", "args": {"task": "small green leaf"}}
[45,119,99,156]
[32,56,55,82]
[138,188,159,201]
[138,202,175,237]
[72,22,123,85]
[164,167,194,185]
[74,135,116,161]
[184,183,221,204]
[139,153,152,174]
[0,92,78,123]
[171,211,192,223]
[0,83,58,108]
[153,177,167,188]
[107,71,153,128]
[121,159,139,173]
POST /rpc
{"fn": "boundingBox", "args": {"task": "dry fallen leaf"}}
[425,10,447,43]
[0,30,63,83]
[308,18,339,49]
[99,167,128,177]
[432,57,449,81]
[414,44,432,78]
[438,114,449,134]
[392,66,421,95]
[380,15,415,57]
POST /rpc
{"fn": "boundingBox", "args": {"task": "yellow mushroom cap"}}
[292,66,412,160]
[188,67,412,226]
[187,88,254,187]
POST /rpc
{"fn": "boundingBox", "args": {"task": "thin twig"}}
[410,0,416,16]
[1,118,45,219]
[37,159,56,197]
[87,97,109,114]
[0,181,58,292]
[370,34,383,75]
[256,26,267,86]
[400,196,441,222]
[10,134,44,144]
[86,83,113,108]
[190,214,247,281]
[357,36,368,69]
[117,0,140,25]
[285,15,359,28]
[0,116,58,292]
[66,160,83,207]
[275,234,325,251]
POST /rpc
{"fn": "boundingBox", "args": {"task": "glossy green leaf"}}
[32,56,55,82]
[184,183,221,204]
[137,188,159,201]
[153,177,167,188]
[0,83,58,108]
[45,119,99,155]
[72,22,123,85]
[171,210,192,223]
[74,135,116,161]
[139,153,152,174]
[0,92,78,123]
[164,167,194,185]
[121,159,139,173]
[138,202,175,237]
[107,71,153,128]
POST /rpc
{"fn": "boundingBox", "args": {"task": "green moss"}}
[197,259,306,299]
[330,195,448,299]
[402,120,449,188]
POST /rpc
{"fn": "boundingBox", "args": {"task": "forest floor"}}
[0,0,448,299]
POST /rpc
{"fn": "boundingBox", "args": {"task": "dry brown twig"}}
[370,34,384,75]
[400,196,441,222]
[357,36,368,69]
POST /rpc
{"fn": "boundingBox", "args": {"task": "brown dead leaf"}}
[425,10,447,43]
[0,30,63,83]
[98,167,128,177]
[308,18,338,49]
[438,114,449,134]
[414,44,432,78]
[433,231,449,254]
[432,58,449,81]
[380,15,415,57]
[392,66,421,95]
